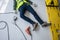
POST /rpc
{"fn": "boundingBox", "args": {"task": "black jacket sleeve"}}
[27,0,33,4]
[13,0,17,10]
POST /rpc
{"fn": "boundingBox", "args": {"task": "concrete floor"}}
[0,0,52,40]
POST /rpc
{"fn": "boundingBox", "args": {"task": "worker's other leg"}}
[19,5,38,31]
[26,5,51,27]
[26,5,44,24]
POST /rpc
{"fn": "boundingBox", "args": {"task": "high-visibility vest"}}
[16,0,30,10]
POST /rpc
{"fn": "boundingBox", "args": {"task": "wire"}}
[0,13,33,40]
[0,21,6,30]
[0,12,27,40]
[0,20,27,40]
[31,34,33,40]
[0,12,17,40]
[0,21,10,40]
[14,21,27,40]
[13,16,33,40]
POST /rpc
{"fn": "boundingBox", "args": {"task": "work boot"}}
[42,22,51,27]
[32,23,38,31]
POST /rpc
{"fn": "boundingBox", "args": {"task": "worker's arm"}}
[27,0,38,7]
[27,0,33,4]
[13,0,17,10]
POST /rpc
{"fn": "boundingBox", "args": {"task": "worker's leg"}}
[19,4,38,31]
[18,4,35,24]
[26,5,44,25]
[26,5,51,27]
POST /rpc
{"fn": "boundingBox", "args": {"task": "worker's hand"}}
[33,3,38,7]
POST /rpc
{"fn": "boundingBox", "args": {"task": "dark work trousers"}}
[18,3,44,25]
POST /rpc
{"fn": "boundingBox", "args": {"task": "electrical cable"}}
[13,18,27,40]
[0,12,16,40]
[14,23,27,40]
[0,21,6,30]
[0,21,10,40]
[31,34,33,40]
[13,16,33,40]
[0,13,33,40]
[0,11,27,40]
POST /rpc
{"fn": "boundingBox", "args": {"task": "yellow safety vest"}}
[16,0,30,10]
